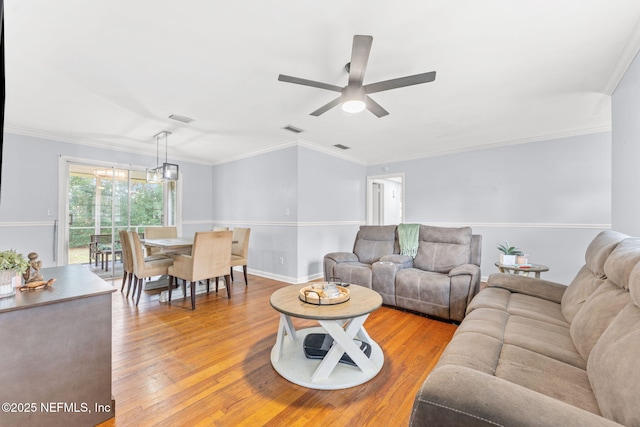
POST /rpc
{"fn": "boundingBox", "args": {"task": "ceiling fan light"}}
[342,99,366,113]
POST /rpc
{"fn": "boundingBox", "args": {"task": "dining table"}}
[140,234,237,295]
[142,236,238,253]
[143,236,194,253]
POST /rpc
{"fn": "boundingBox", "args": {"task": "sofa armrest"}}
[324,252,360,281]
[324,252,359,263]
[411,365,623,427]
[486,273,566,303]
[379,254,414,268]
[446,264,481,321]
[449,263,479,277]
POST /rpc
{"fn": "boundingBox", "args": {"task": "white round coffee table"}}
[269,284,384,390]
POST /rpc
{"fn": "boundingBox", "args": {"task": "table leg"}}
[273,313,296,363]
[312,314,375,381]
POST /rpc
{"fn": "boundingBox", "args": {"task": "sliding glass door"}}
[64,161,177,279]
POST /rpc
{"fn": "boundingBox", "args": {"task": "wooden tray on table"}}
[299,283,350,305]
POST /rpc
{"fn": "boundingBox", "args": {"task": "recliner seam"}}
[416,399,505,427]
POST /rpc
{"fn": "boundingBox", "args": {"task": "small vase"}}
[0,270,18,298]
[499,254,517,265]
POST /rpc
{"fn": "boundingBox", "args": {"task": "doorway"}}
[366,174,404,225]
[57,159,179,279]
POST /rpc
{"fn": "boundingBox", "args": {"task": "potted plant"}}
[497,241,523,265]
[0,249,29,298]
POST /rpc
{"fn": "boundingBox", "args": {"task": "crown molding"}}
[6,121,611,169]
[367,125,612,166]
[211,138,367,166]
[604,16,640,95]
[4,125,213,166]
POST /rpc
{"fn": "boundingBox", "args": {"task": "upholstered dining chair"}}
[119,230,135,296]
[230,227,251,285]
[144,226,178,256]
[167,230,233,310]
[128,231,174,306]
[120,230,172,298]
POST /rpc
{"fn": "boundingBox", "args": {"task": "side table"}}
[495,262,549,279]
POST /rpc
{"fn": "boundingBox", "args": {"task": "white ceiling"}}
[5,1,640,166]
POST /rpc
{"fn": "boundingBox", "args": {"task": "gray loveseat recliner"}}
[324,224,482,322]
[410,230,640,426]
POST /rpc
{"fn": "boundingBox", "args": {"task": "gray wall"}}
[0,133,214,267]
[212,144,365,283]
[612,50,640,236]
[368,131,612,284]
[0,124,620,285]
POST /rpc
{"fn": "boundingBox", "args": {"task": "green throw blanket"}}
[398,223,420,257]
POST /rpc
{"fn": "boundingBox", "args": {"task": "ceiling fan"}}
[278,35,436,118]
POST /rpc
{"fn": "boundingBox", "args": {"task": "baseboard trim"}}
[246,268,323,285]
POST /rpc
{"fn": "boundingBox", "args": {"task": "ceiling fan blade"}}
[364,71,436,94]
[365,96,389,118]
[278,74,343,93]
[310,96,343,116]
[348,35,373,87]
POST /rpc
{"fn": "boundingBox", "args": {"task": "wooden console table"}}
[0,265,116,426]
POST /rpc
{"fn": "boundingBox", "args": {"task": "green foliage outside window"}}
[68,173,164,248]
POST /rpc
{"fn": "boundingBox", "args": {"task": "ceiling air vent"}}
[334,144,350,150]
[169,114,194,124]
[283,125,304,134]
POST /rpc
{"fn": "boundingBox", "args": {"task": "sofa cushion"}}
[413,226,472,273]
[395,268,451,319]
[561,231,628,323]
[496,344,599,414]
[504,315,584,369]
[588,266,640,427]
[333,262,374,287]
[353,225,397,264]
[570,238,640,360]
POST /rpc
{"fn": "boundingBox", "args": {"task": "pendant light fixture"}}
[146,131,179,183]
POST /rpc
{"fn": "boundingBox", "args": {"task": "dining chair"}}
[230,227,251,285]
[144,226,178,256]
[167,230,232,310]
[119,230,135,296]
[213,226,229,231]
[128,231,174,306]
[120,230,171,298]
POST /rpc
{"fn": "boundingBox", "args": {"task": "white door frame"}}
[366,173,405,225]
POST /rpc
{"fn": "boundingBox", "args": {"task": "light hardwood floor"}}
[98,275,457,426]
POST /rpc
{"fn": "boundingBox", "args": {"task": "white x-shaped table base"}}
[271,312,384,389]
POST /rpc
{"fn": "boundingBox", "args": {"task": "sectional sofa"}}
[323,224,482,322]
[410,230,640,426]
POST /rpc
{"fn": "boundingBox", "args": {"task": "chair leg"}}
[126,274,134,298]
[243,265,248,285]
[121,271,128,292]
[130,277,137,299]
[182,279,187,299]
[215,277,219,293]
[190,281,196,310]
[135,277,144,306]
[168,276,174,302]
[224,275,232,299]
[206,279,210,293]
[230,267,234,281]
